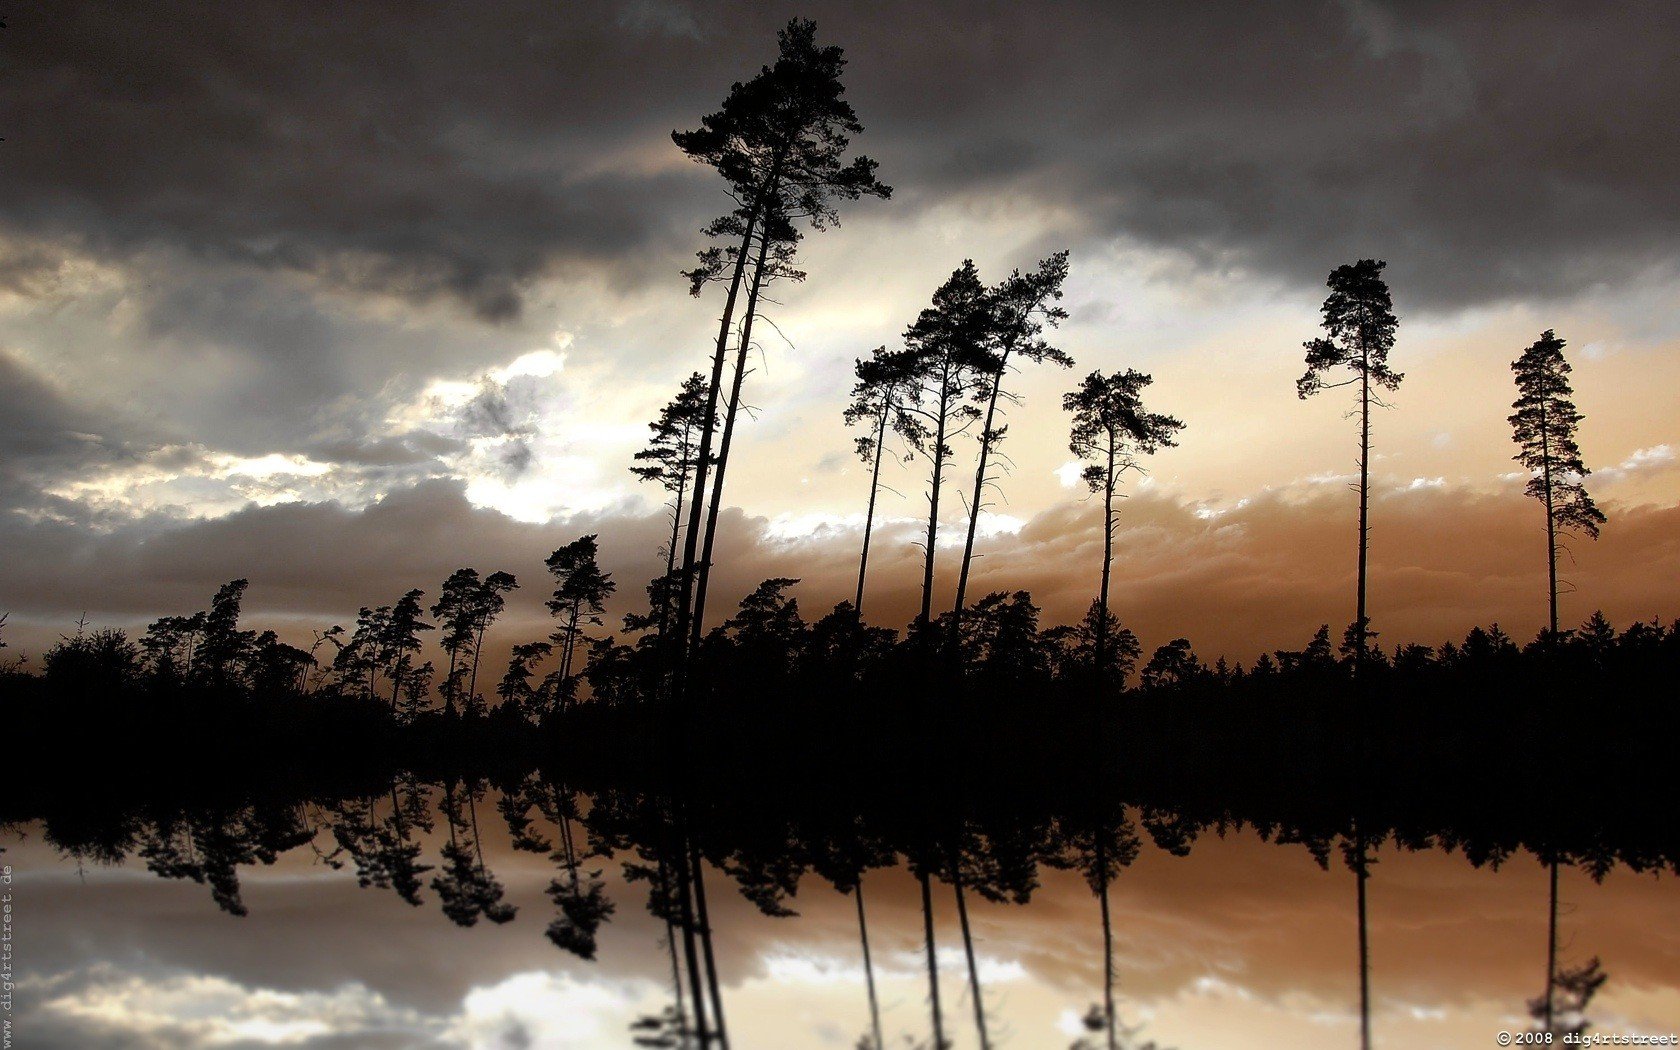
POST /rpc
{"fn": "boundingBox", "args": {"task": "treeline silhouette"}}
[9,571,1680,819]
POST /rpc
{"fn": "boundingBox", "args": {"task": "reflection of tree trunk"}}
[468,784,487,873]
[669,819,712,1046]
[1097,838,1118,1050]
[949,852,991,1050]
[1355,829,1371,1050]
[655,855,689,1041]
[920,868,946,1050]
[856,880,884,1050]
[1544,858,1559,1031]
[690,835,730,1049]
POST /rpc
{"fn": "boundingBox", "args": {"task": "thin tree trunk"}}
[1544,858,1559,1031]
[950,852,991,1050]
[1097,837,1118,1050]
[919,369,954,634]
[690,837,730,1049]
[1355,832,1371,1050]
[919,868,946,1049]
[442,645,459,717]
[670,820,712,1046]
[855,400,891,617]
[1540,396,1558,637]
[1356,355,1371,674]
[673,203,764,676]
[691,221,776,651]
[950,352,1012,648]
[665,909,689,1041]
[467,619,488,711]
[1096,436,1117,683]
[856,880,884,1050]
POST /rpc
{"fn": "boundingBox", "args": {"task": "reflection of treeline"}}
[15,764,1645,1048]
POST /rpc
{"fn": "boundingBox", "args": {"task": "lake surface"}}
[8,775,1678,1049]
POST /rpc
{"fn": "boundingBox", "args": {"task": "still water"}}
[9,775,1678,1049]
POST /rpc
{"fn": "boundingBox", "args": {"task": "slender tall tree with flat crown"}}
[843,345,918,619]
[1063,369,1183,684]
[894,261,995,640]
[672,19,889,664]
[949,252,1073,649]
[1509,328,1605,1034]
[1297,259,1402,671]
[1509,329,1606,639]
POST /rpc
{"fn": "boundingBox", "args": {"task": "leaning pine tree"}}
[842,345,918,618]
[949,252,1074,651]
[1296,259,1402,671]
[1509,328,1605,1036]
[893,261,995,643]
[672,18,889,662]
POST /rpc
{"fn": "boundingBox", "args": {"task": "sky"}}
[3,0,1679,663]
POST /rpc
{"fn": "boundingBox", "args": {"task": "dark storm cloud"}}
[0,351,190,514]
[4,1,1675,320]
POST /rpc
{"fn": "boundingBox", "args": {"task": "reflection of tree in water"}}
[432,777,516,927]
[135,806,313,917]
[1050,806,1142,1050]
[18,762,1679,1050]
[499,774,616,959]
[322,774,434,906]
[1529,956,1608,1040]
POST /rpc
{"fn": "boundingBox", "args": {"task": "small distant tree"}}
[546,536,617,705]
[465,571,517,709]
[43,627,139,693]
[1140,639,1203,689]
[498,640,555,719]
[434,569,483,715]
[843,345,919,618]
[397,660,435,723]
[196,579,255,687]
[633,373,713,630]
[140,613,206,683]
[1297,259,1402,671]
[248,631,313,697]
[718,578,807,680]
[1042,602,1141,686]
[1063,370,1183,685]
[336,605,391,700]
[1509,330,1606,638]
[381,590,433,712]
